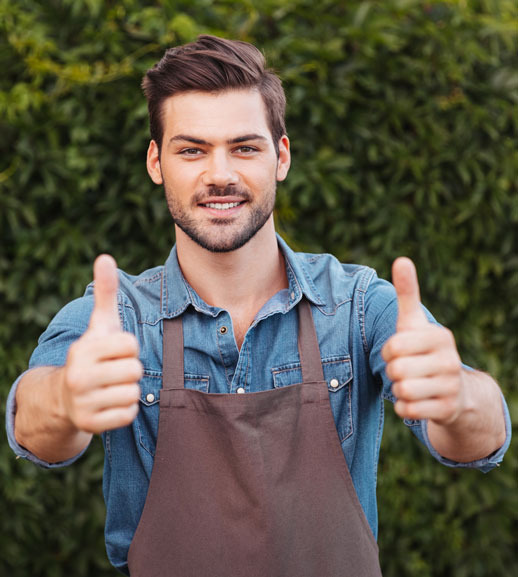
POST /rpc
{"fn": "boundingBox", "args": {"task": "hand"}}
[381,257,467,426]
[61,255,142,434]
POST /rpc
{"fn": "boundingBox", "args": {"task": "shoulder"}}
[288,246,396,313]
[114,264,164,309]
[83,263,167,327]
[33,262,166,351]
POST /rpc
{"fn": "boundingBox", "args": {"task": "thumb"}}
[89,254,121,333]
[392,257,428,331]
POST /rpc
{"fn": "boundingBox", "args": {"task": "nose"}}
[201,150,238,188]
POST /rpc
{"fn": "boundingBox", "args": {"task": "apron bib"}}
[128,300,382,577]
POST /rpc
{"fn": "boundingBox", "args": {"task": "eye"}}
[178,148,204,156]
[234,145,258,154]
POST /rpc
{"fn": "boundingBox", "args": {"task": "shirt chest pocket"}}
[136,371,210,458]
[272,356,354,442]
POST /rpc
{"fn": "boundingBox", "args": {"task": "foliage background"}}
[1,1,516,576]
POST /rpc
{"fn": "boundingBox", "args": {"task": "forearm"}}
[427,369,507,463]
[14,366,92,463]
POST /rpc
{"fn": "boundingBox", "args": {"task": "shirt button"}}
[330,378,339,389]
[290,291,295,300]
[146,393,155,403]
[219,326,228,334]
[236,387,245,394]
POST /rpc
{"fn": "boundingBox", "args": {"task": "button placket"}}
[215,313,239,392]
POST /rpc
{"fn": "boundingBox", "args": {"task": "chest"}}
[136,303,360,448]
[229,310,256,350]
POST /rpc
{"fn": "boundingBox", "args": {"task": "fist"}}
[381,258,466,426]
[62,255,143,434]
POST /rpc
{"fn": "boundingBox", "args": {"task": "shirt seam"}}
[356,267,376,353]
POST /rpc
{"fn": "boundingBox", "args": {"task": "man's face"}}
[147,89,290,253]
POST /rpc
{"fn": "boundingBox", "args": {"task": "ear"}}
[146,140,163,185]
[276,135,291,182]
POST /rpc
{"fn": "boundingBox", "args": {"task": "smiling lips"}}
[204,201,242,210]
[198,197,247,215]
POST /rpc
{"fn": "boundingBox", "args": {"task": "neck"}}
[175,217,288,314]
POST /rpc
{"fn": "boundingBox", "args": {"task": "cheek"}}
[162,163,200,190]
[243,164,278,189]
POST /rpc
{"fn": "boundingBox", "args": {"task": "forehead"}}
[161,89,271,141]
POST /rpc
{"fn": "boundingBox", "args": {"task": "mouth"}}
[197,197,247,216]
[202,201,243,210]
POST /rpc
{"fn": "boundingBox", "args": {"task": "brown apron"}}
[128,300,382,577]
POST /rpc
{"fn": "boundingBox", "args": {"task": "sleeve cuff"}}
[5,369,89,469]
[420,391,512,473]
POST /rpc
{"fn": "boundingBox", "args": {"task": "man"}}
[6,35,511,576]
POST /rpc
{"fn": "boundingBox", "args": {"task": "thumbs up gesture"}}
[61,255,142,434]
[382,258,467,426]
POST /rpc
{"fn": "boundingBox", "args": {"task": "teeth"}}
[205,202,241,210]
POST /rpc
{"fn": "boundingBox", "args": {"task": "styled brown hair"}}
[142,35,286,154]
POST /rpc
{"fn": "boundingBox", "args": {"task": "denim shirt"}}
[6,235,511,575]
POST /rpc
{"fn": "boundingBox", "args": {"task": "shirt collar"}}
[276,234,325,308]
[161,233,325,319]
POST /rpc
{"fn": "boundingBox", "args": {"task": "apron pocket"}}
[136,371,210,458]
[272,356,353,442]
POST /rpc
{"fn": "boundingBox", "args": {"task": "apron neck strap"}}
[297,298,325,382]
[162,315,184,390]
[162,298,324,390]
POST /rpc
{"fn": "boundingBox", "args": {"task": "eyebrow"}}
[168,134,268,146]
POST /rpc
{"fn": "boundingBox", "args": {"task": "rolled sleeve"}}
[420,391,512,473]
[6,370,89,469]
[5,294,95,468]
[365,276,512,473]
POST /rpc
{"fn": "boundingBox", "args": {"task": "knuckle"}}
[441,397,458,421]
[446,374,462,395]
[127,359,143,381]
[382,339,394,360]
[397,380,411,399]
[131,385,141,402]
[444,355,461,374]
[65,367,84,392]
[389,359,405,381]
[75,413,97,434]
[405,403,420,420]
[438,327,456,348]
[386,343,397,360]
[442,327,455,344]
[67,339,84,363]
[121,404,139,425]
[122,332,140,354]
[134,359,144,378]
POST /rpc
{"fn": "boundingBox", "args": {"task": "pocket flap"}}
[139,372,161,406]
[272,355,353,392]
[139,371,210,405]
[323,356,353,393]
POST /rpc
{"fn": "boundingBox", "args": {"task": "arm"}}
[15,366,93,463]
[13,255,142,464]
[382,258,507,463]
[426,369,506,462]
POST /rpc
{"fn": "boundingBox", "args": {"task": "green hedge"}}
[1,1,516,576]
